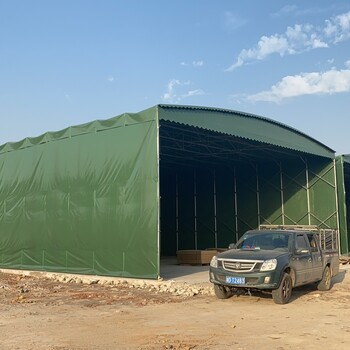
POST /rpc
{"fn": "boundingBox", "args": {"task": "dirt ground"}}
[1,265,350,350]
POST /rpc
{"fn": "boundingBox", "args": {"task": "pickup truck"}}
[209,227,339,304]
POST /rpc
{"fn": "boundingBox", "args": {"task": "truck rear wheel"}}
[272,273,292,304]
[317,266,331,291]
[214,284,233,299]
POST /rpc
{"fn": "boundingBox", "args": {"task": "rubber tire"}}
[272,273,292,304]
[317,266,331,291]
[214,284,233,299]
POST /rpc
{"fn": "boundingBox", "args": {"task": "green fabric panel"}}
[159,167,177,256]
[282,160,309,225]
[160,166,238,251]
[0,113,159,279]
[215,168,236,247]
[236,164,259,236]
[335,156,349,255]
[308,159,337,228]
[177,167,195,250]
[160,166,242,251]
[345,171,350,255]
[0,106,157,154]
[158,105,335,159]
[258,162,283,225]
[196,169,215,249]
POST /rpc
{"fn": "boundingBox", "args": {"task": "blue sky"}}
[1,1,350,154]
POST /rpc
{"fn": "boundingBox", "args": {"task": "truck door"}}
[291,233,313,286]
[306,233,323,281]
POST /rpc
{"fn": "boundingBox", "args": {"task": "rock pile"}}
[1,269,215,297]
[46,273,214,297]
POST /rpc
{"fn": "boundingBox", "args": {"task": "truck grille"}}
[221,259,262,273]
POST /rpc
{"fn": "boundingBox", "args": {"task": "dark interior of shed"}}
[158,121,334,257]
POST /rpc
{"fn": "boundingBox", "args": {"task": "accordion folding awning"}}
[0,105,340,279]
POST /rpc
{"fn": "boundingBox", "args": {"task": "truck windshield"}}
[236,232,291,251]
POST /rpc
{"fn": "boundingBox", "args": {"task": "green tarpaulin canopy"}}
[0,105,339,279]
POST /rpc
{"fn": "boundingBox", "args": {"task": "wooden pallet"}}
[176,250,218,265]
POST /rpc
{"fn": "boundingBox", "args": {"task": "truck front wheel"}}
[272,273,292,304]
[214,284,233,299]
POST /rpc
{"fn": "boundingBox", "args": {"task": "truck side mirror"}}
[228,243,236,249]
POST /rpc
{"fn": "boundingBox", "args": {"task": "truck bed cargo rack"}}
[259,224,319,231]
[258,225,339,252]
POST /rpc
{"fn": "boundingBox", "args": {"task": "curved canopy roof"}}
[157,105,335,159]
[0,104,334,159]
[341,154,350,164]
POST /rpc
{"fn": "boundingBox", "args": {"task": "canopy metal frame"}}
[159,121,338,254]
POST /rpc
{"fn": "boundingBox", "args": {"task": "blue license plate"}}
[226,276,245,285]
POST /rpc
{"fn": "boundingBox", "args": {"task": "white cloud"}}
[180,60,204,67]
[345,60,350,69]
[162,79,184,102]
[247,65,350,103]
[107,76,114,82]
[324,11,350,43]
[227,11,350,71]
[161,79,204,103]
[183,89,205,98]
[192,60,204,67]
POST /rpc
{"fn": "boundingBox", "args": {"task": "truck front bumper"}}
[209,267,280,290]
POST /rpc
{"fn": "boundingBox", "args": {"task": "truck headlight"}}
[210,256,218,268]
[260,259,277,271]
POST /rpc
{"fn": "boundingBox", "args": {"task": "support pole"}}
[279,162,285,225]
[332,159,342,254]
[305,158,311,225]
[234,167,239,242]
[194,170,198,250]
[175,173,179,252]
[213,169,218,248]
[256,164,261,227]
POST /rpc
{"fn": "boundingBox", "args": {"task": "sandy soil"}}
[1,266,350,350]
